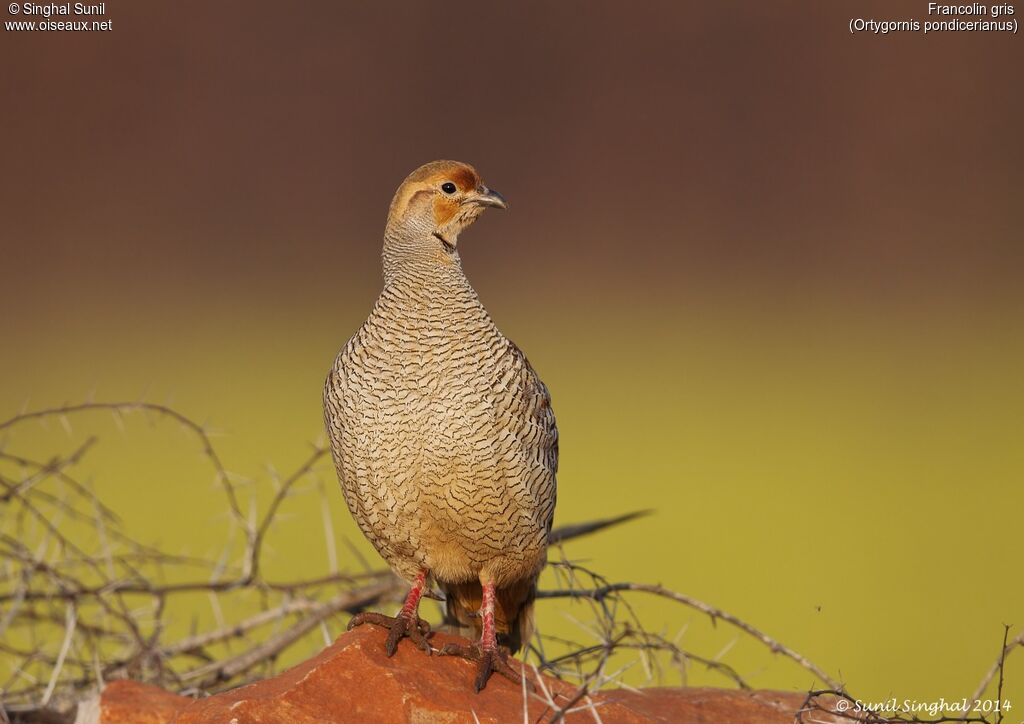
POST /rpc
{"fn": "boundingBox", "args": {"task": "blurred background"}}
[2,0,1022,704]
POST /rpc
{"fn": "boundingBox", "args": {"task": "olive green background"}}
[2,0,1022,704]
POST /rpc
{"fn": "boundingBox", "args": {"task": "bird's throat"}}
[432,231,456,254]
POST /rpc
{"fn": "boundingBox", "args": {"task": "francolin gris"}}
[323,161,558,691]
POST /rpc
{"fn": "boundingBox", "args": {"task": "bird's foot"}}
[439,642,532,693]
[347,611,432,657]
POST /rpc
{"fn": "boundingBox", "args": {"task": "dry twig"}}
[0,401,1015,723]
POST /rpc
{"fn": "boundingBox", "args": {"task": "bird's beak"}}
[467,186,508,210]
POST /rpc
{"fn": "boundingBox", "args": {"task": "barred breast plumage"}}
[323,160,557,691]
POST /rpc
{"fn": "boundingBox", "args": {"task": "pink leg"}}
[401,569,428,619]
[440,581,528,692]
[348,569,432,656]
[479,581,498,652]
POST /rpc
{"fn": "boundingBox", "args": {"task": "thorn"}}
[422,588,445,601]
[549,510,653,545]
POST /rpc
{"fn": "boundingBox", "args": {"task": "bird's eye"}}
[441,182,457,195]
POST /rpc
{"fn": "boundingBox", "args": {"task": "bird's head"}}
[385,160,507,249]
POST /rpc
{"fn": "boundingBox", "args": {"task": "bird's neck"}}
[373,230,499,343]
[380,229,477,306]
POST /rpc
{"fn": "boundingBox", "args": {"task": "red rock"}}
[156,626,844,723]
[100,680,190,723]
[87,627,847,722]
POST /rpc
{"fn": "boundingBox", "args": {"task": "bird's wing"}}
[505,340,559,532]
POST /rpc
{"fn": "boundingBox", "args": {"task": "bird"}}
[323,160,558,692]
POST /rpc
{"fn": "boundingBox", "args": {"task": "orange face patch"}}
[410,161,481,193]
[431,196,461,227]
[442,165,481,193]
[387,161,484,228]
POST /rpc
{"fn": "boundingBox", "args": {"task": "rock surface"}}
[94,627,845,722]
[99,681,192,724]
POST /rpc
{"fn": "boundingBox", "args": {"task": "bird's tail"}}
[441,578,536,654]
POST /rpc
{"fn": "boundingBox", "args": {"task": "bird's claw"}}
[439,642,531,693]
[347,611,432,656]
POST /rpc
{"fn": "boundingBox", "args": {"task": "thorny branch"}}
[969,625,1021,706]
[537,579,840,689]
[0,401,364,718]
[0,401,1015,724]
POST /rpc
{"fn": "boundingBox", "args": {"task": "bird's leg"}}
[439,581,527,692]
[348,569,432,656]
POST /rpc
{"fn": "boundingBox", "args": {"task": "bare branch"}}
[969,625,1021,709]
[548,510,651,545]
[1,399,1015,723]
[538,579,841,690]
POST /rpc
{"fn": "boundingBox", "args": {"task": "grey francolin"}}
[323,161,558,691]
